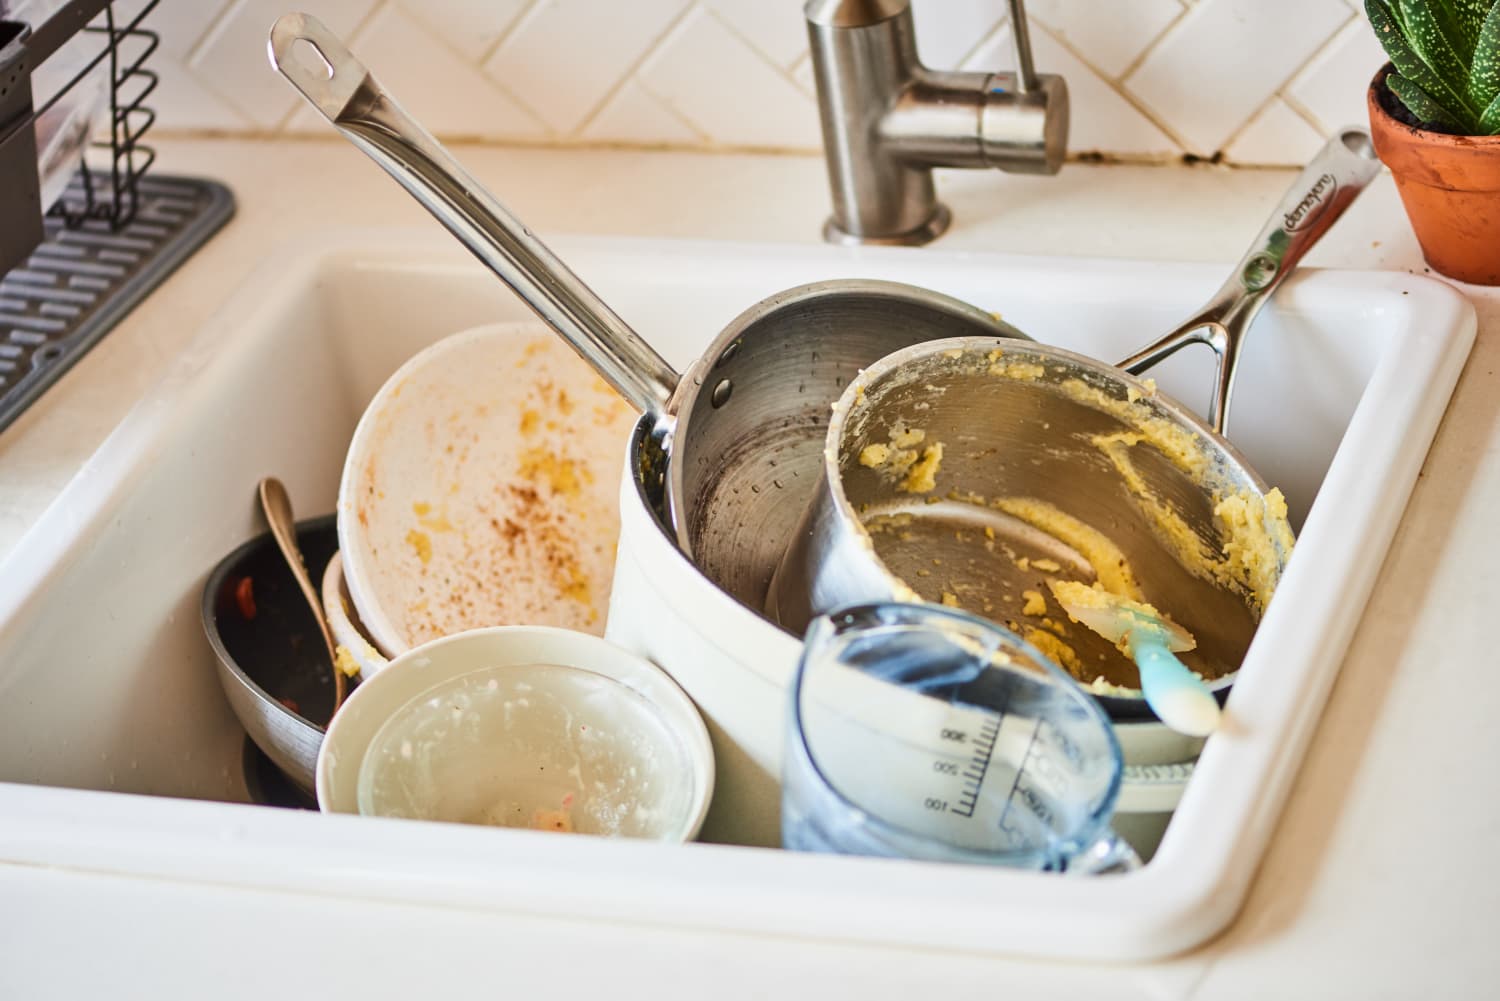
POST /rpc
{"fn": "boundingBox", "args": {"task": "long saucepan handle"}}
[1116,128,1382,434]
[268,13,679,419]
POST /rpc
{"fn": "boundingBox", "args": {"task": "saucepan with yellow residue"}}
[767,129,1382,724]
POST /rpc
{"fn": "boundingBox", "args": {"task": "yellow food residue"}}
[406,529,432,565]
[855,426,945,494]
[1214,486,1294,614]
[333,644,362,678]
[941,592,961,608]
[1092,427,1293,614]
[901,443,944,493]
[518,447,587,497]
[986,348,1047,381]
[992,497,1143,600]
[1092,430,1220,581]
[1021,589,1047,616]
[1049,578,1196,659]
[1022,627,1084,676]
[1063,378,1210,479]
[411,501,454,533]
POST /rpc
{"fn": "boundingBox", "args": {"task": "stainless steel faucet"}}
[805,0,1069,245]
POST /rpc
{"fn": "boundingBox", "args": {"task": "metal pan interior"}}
[663,280,1029,611]
[830,338,1293,719]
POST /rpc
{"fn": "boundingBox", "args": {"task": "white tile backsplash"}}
[1223,96,1327,165]
[120,0,1395,165]
[1124,0,1353,155]
[638,7,822,149]
[313,4,547,139]
[1026,0,1182,79]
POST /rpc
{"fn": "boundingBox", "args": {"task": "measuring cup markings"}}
[785,604,1136,869]
[816,686,1079,851]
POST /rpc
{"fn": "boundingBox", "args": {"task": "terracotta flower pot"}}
[1367,64,1500,286]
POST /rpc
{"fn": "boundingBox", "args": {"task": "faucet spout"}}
[806,0,1069,245]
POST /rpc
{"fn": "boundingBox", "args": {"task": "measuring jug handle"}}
[1117,128,1382,434]
[1064,828,1142,875]
[267,13,680,420]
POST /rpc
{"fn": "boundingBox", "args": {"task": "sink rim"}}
[0,229,1477,964]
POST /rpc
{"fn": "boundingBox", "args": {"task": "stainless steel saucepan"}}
[767,129,1382,720]
[269,14,1027,610]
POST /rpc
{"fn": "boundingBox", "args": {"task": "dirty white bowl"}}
[320,551,389,680]
[317,626,716,843]
[338,322,637,658]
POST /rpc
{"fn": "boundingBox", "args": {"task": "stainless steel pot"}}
[269,15,1027,611]
[766,130,1382,720]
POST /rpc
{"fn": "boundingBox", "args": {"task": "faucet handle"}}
[981,0,1068,175]
[1007,0,1038,93]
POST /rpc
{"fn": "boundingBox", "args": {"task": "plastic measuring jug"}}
[783,603,1139,872]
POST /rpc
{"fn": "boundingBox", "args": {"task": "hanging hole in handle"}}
[290,36,335,80]
[1338,127,1375,159]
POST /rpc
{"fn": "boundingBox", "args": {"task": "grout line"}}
[1213,10,1358,156]
[1215,97,1287,164]
[952,12,1008,72]
[571,2,708,143]
[1114,1,1191,82]
[139,128,1301,170]
[475,0,545,67]
[1280,89,1334,135]
[1020,19,1191,155]
[180,0,240,67]
[362,1,553,139]
[700,5,807,83]
[467,0,559,135]
[180,0,268,131]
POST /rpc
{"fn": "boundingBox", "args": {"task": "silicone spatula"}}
[1049,581,1220,737]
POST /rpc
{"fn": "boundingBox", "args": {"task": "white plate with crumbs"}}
[338,321,638,657]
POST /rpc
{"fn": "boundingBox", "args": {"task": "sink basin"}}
[0,230,1474,962]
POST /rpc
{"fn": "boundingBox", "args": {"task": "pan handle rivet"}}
[711,379,733,408]
[716,342,741,367]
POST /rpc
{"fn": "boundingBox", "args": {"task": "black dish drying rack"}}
[0,0,234,434]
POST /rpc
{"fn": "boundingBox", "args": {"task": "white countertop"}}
[2,138,1497,997]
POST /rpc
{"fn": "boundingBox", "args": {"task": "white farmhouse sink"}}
[0,230,1473,962]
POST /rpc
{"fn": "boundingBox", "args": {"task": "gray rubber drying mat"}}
[0,174,235,434]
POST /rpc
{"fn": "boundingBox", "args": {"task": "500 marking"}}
[921,714,1002,818]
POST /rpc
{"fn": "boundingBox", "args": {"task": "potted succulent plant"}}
[1364,0,1500,284]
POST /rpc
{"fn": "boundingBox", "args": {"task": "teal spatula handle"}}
[1132,631,1222,737]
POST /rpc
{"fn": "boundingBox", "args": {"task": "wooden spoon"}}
[259,476,347,712]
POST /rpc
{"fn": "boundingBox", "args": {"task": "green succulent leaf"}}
[1451,0,1493,42]
[1367,0,1408,37]
[1370,0,1482,129]
[1433,0,1483,58]
[1388,72,1468,129]
[1398,0,1479,109]
[1481,88,1500,133]
[1471,1,1500,109]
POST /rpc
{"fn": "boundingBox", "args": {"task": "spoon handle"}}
[259,477,346,711]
